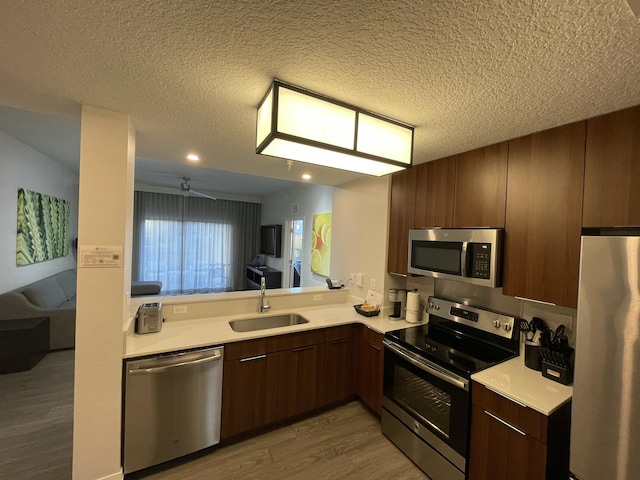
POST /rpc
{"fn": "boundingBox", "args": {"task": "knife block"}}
[540,346,574,385]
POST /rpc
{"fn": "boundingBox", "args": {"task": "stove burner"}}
[385,297,520,377]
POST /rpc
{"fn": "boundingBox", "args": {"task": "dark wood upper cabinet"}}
[453,142,508,228]
[414,156,456,228]
[503,121,586,308]
[583,105,640,227]
[387,167,417,276]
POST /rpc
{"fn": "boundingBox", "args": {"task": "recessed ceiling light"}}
[186,154,199,161]
[302,174,311,180]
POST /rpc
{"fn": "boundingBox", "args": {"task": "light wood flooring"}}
[0,349,74,480]
[0,350,427,480]
[130,401,428,480]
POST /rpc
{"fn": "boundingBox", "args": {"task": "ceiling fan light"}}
[256,80,413,176]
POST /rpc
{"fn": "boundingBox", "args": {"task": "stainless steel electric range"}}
[382,296,520,480]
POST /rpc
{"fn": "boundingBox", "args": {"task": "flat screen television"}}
[260,224,282,258]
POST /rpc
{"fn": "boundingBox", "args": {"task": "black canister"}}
[524,341,542,371]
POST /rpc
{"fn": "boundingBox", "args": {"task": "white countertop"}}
[471,354,573,415]
[124,303,417,359]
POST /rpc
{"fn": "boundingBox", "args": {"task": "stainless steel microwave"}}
[408,228,503,288]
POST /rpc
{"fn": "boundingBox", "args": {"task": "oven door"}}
[382,339,470,475]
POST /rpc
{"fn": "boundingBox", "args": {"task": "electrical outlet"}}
[173,305,188,314]
[370,278,376,290]
[314,294,323,301]
[356,273,363,287]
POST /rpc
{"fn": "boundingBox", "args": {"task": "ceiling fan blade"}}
[189,189,217,201]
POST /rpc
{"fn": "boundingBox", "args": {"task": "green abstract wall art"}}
[16,188,70,266]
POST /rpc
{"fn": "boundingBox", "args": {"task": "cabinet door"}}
[321,333,355,406]
[356,326,384,415]
[503,122,586,308]
[221,353,278,440]
[583,105,640,227]
[276,344,324,420]
[468,404,547,480]
[388,168,417,276]
[414,156,456,228]
[453,142,508,228]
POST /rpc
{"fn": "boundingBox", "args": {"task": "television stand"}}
[246,265,282,290]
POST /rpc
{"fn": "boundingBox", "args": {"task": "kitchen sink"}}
[229,313,310,332]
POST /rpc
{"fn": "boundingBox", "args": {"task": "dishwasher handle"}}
[129,350,222,375]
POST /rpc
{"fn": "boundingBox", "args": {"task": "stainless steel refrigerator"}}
[571,234,640,480]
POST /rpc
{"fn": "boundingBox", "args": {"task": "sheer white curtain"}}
[132,191,261,294]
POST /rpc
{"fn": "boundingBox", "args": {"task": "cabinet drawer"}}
[472,382,548,443]
[272,330,325,350]
[224,338,270,361]
[324,324,353,342]
[361,325,383,349]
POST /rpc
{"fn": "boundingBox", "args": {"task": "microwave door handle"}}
[460,242,468,278]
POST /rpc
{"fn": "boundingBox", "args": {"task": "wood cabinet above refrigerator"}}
[582,105,640,227]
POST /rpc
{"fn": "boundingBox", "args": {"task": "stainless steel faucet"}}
[259,277,271,313]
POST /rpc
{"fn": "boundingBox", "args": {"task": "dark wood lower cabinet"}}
[321,325,356,406]
[220,352,278,440]
[356,325,384,415]
[276,343,324,420]
[221,325,360,441]
[468,382,571,480]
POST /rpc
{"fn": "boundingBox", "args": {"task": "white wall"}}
[261,183,333,287]
[73,106,134,480]
[0,129,78,293]
[330,176,391,303]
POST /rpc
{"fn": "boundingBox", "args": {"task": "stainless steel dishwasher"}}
[123,346,224,474]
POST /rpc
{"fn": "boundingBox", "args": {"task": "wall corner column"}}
[73,105,135,480]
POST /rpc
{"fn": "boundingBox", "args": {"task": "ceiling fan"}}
[179,177,217,200]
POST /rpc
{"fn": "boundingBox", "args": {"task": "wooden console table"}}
[246,265,282,290]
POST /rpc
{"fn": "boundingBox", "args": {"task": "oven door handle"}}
[383,339,469,391]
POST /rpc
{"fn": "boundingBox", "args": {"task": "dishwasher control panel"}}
[135,302,163,334]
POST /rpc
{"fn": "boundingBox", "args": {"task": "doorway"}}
[286,218,304,288]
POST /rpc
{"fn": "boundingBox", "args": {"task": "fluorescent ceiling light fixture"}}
[256,80,414,176]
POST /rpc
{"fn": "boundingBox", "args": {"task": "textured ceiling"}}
[0,0,639,192]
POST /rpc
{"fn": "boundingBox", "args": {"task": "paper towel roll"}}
[406,309,420,324]
[406,291,420,311]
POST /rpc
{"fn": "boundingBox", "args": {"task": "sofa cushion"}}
[23,277,67,308]
[131,281,162,296]
[56,270,77,300]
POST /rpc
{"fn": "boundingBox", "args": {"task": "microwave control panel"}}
[468,242,491,279]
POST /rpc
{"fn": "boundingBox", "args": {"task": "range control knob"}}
[493,320,501,329]
[434,304,440,310]
[504,323,512,332]
[427,302,434,309]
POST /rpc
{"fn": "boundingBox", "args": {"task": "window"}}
[132,191,261,294]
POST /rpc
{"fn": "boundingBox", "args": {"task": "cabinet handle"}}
[515,296,556,306]
[369,343,381,351]
[328,338,350,345]
[240,354,266,362]
[484,410,526,436]
[293,346,313,352]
